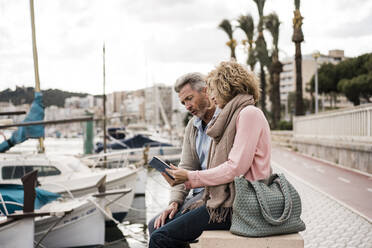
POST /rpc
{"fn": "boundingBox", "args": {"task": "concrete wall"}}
[271,131,372,174]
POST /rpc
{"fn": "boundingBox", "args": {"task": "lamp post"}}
[312,51,320,114]
[285,95,289,121]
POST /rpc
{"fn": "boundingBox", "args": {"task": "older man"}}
[148,72,219,234]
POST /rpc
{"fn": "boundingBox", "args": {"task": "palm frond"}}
[294,0,300,10]
[252,0,266,17]
[248,48,257,70]
[255,36,270,66]
[238,14,255,42]
[218,19,234,39]
[264,13,280,48]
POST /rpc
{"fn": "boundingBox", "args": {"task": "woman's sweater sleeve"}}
[185,106,263,189]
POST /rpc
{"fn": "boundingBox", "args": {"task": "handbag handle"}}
[251,174,293,226]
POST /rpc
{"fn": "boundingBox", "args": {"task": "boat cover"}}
[0,92,45,153]
[0,184,60,215]
[95,134,172,153]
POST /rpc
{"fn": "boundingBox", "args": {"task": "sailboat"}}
[0,0,140,224]
[0,170,51,247]
[1,170,132,247]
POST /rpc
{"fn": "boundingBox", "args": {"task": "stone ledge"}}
[197,231,304,248]
[189,242,201,248]
[292,136,372,152]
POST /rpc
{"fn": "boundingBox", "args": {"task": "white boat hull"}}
[0,218,34,248]
[0,154,140,222]
[39,167,138,222]
[104,170,137,222]
[35,198,105,248]
[134,167,147,196]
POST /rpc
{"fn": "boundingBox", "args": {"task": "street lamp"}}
[312,50,320,114]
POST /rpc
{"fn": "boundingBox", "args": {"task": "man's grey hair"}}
[174,72,206,93]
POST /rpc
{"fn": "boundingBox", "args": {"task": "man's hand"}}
[154,202,179,229]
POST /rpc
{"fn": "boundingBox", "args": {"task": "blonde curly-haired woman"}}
[149,61,272,248]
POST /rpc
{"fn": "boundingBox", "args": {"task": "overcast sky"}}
[0,0,371,95]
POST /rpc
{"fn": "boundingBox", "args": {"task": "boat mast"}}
[29,0,45,153]
[103,44,107,158]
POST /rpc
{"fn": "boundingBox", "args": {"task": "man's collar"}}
[193,107,221,129]
[211,107,221,122]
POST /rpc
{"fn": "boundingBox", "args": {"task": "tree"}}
[292,0,305,115]
[264,13,282,129]
[218,19,237,59]
[338,73,372,105]
[252,0,270,114]
[309,63,339,108]
[338,79,360,105]
[237,14,257,71]
[358,73,372,102]
[309,53,372,107]
[336,53,371,79]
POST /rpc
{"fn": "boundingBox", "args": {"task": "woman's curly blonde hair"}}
[206,61,261,107]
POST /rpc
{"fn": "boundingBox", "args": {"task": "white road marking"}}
[272,159,371,222]
[315,167,325,174]
[338,177,351,184]
[302,162,311,169]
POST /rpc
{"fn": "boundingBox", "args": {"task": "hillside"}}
[0,86,89,107]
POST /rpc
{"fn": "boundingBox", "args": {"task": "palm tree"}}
[218,19,236,59]
[292,0,305,115]
[237,14,256,71]
[252,0,270,114]
[265,13,283,129]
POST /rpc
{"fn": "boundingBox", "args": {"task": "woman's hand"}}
[166,164,189,185]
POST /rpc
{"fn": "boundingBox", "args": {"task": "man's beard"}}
[196,98,211,119]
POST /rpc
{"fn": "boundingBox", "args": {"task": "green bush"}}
[277,120,293,130]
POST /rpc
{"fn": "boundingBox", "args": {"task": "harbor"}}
[2,138,371,247]
[0,138,174,247]
[1,0,372,247]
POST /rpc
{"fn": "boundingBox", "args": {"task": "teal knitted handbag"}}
[230,173,306,237]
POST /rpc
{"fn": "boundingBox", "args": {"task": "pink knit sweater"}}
[185,105,271,189]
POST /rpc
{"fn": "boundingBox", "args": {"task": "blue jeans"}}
[148,190,204,235]
[149,205,231,248]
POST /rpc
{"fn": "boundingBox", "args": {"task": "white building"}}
[280,49,346,105]
[64,95,95,109]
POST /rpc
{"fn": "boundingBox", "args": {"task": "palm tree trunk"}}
[272,71,281,128]
[269,63,282,129]
[231,46,236,59]
[295,42,304,115]
[260,63,267,113]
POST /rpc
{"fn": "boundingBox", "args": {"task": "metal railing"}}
[81,146,182,168]
[293,104,372,141]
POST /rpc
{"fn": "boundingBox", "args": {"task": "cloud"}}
[116,0,250,65]
[145,25,230,63]
[0,29,10,48]
[1,0,372,94]
[333,0,370,12]
[58,0,92,13]
[121,0,232,26]
[328,12,372,38]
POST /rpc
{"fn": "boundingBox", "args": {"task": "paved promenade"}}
[146,159,372,248]
[272,146,372,221]
[273,164,372,248]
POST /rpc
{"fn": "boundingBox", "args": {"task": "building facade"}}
[280,49,346,106]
